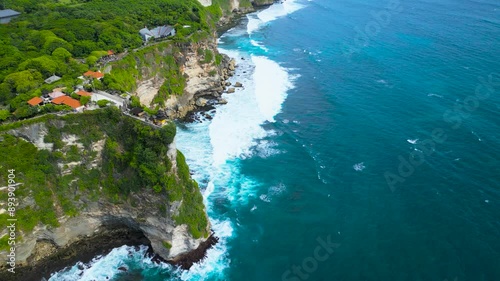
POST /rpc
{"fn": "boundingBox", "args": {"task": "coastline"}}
[180,3,275,123]
[0,227,219,281]
[0,226,150,281]
[0,5,275,280]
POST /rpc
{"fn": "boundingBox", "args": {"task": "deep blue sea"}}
[50,0,500,280]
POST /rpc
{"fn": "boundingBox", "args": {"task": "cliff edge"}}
[0,109,210,279]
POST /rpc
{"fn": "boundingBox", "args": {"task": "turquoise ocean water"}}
[50,0,500,280]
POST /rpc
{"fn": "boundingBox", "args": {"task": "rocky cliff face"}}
[208,0,276,28]
[0,110,210,279]
[162,38,236,119]
[198,0,275,10]
[111,0,274,120]
[108,36,235,120]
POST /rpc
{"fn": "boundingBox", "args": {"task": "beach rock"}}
[234,82,243,87]
[228,60,236,71]
[227,88,235,94]
[218,98,228,104]
[166,109,175,118]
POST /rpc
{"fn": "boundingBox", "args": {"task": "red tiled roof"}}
[27,97,43,106]
[76,90,92,97]
[51,96,81,109]
[107,50,114,55]
[51,96,68,105]
[83,71,104,79]
[63,97,81,109]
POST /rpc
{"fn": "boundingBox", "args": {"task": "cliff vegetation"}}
[0,108,208,257]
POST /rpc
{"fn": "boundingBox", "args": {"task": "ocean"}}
[50,0,500,280]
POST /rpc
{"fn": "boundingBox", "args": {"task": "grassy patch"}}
[162,241,172,249]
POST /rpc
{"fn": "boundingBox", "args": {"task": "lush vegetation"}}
[0,0,225,121]
[0,108,208,251]
[173,151,209,239]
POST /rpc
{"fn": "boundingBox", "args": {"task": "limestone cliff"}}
[199,0,275,11]
[0,109,210,279]
[106,36,235,120]
[207,0,276,28]
[104,0,274,120]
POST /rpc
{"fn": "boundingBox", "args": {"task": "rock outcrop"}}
[0,110,210,279]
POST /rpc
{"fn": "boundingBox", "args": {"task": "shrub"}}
[97,99,110,107]
[162,241,172,249]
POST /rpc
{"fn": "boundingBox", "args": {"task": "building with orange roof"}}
[51,96,83,110]
[63,97,82,109]
[107,50,114,55]
[76,90,92,97]
[83,71,104,79]
[27,97,43,106]
[51,96,68,105]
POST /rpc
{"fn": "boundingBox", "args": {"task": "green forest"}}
[0,0,224,121]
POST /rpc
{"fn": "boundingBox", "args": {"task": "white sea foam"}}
[259,194,271,202]
[427,93,444,98]
[407,138,418,144]
[254,140,282,158]
[353,162,366,171]
[250,39,269,52]
[179,219,233,281]
[247,0,304,34]
[48,245,169,281]
[175,48,294,279]
[209,53,293,165]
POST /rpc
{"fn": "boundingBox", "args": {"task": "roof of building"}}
[49,91,65,99]
[44,75,61,84]
[107,50,114,55]
[139,28,150,36]
[63,97,82,109]
[83,71,104,79]
[0,9,20,18]
[51,96,81,109]
[27,97,43,106]
[151,26,174,37]
[51,96,68,105]
[76,90,92,97]
[140,25,174,39]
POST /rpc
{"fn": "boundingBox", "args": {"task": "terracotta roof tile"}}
[27,97,43,106]
[76,90,92,97]
[83,71,104,79]
[63,97,81,109]
[51,96,68,105]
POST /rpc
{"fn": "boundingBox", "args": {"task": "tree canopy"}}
[0,0,223,113]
